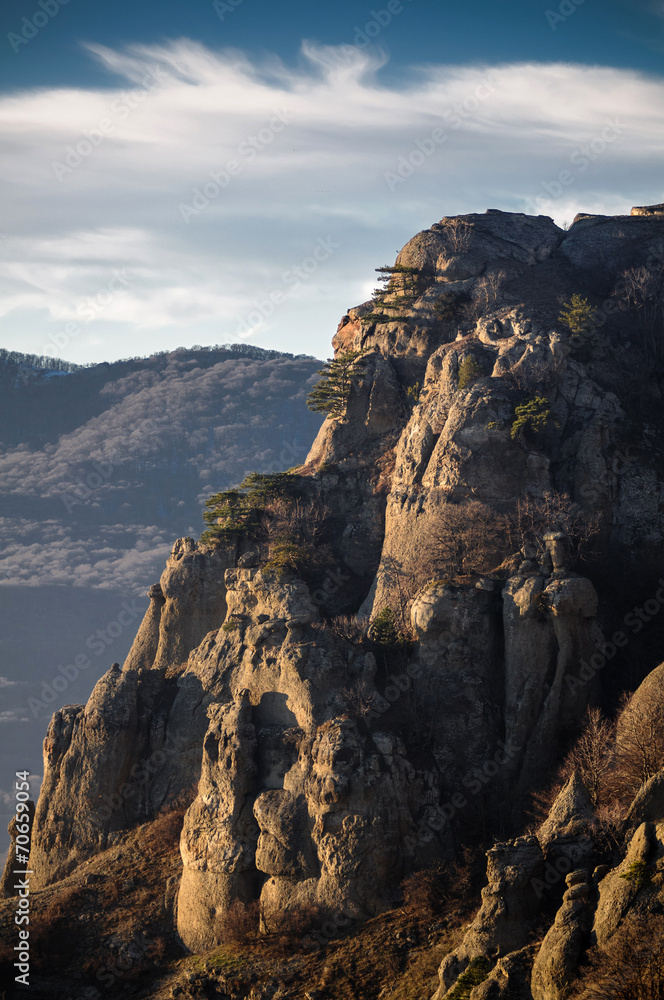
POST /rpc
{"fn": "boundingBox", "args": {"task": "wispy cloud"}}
[1,40,663,361]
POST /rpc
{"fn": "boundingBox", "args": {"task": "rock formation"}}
[25,206,664,983]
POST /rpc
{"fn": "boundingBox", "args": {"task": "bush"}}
[214,900,260,945]
[368,607,407,646]
[448,956,492,999]
[457,357,484,390]
[510,396,555,440]
[263,540,312,578]
[619,860,654,890]
[570,914,664,999]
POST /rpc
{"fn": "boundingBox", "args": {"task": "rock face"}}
[175,569,433,950]
[536,773,595,850]
[26,207,664,971]
[530,871,594,1000]
[31,538,233,887]
[434,836,545,998]
[1,801,34,897]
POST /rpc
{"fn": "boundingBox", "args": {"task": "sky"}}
[1,0,664,364]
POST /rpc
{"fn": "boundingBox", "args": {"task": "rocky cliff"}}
[18,206,664,997]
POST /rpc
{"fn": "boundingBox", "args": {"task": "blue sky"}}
[1,0,663,363]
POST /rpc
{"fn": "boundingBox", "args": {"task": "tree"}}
[612,690,664,799]
[306,350,368,420]
[559,294,596,340]
[510,396,555,441]
[559,706,615,809]
[201,470,301,544]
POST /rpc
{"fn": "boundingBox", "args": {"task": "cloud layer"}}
[1,40,664,361]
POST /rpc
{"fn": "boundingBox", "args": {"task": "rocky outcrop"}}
[530,870,595,1000]
[27,207,664,977]
[124,537,233,672]
[31,538,232,887]
[536,773,595,851]
[1,800,34,897]
[175,569,436,950]
[591,821,664,947]
[434,837,544,999]
[470,944,538,1000]
[631,203,664,216]
[626,768,664,825]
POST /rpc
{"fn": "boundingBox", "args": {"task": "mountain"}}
[2,208,664,999]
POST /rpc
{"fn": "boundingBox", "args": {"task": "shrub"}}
[368,607,406,646]
[263,540,312,578]
[448,956,492,999]
[434,291,462,324]
[214,900,260,945]
[619,860,654,890]
[510,396,555,440]
[406,382,421,403]
[569,914,664,999]
[401,864,447,916]
[457,357,484,390]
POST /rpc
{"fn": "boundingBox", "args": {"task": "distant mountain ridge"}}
[0,343,323,855]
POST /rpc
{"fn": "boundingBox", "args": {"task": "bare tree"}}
[558,707,616,809]
[612,690,664,800]
[570,915,664,1000]
[471,270,506,317]
[508,490,601,567]
[441,217,474,253]
[425,499,511,579]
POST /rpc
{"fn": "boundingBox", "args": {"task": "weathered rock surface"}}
[1,800,34,898]
[470,945,538,1000]
[592,821,664,947]
[27,207,664,981]
[176,570,436,949]
[434,837,544,999]
[31,538,232,887]
[537,773,595,851]
[626,768,664,825]
[530,874,594,1000]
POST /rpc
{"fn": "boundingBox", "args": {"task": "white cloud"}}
[1,41,664,361]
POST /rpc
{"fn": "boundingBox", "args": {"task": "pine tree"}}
[306,350,368,420]
[559,294,596,336]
